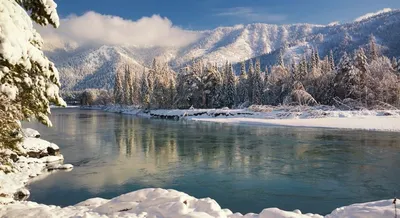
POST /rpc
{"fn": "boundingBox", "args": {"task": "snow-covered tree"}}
[237,62,249,104]
[368,34,379,62]
[225,63,236,108]
[391,57,398,72]
[283,81,317,106]
[297,54,308,82]
[1,0,65,150]
[278,49,285,67]
[140,69,150,108]
[247,59,254,103]
[114,70,124,104]
[329,50,335,70]
[123,65,133,105]
[252,59,263,105]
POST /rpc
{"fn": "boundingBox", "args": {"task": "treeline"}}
[71,34,400,110]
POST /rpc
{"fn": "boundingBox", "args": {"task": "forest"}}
[68,35,400,110]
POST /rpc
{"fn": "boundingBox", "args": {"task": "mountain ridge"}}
[44,9,400,90]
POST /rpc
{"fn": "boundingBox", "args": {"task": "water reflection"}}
[26,109,400,215]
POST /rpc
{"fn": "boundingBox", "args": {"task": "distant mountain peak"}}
[354,8,393,22]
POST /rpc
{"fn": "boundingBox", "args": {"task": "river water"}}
[25,108,400,215]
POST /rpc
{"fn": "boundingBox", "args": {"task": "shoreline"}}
[83,105,400,132]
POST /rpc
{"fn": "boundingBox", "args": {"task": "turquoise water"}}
[25,108,400,215]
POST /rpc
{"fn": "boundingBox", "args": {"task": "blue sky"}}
[56,0,400,29]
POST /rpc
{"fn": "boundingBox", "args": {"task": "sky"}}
[40,0,400,48]
[55,0,400,29]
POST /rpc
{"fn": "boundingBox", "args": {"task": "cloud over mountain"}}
[38,11,200,48]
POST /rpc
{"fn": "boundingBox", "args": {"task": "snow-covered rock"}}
[22,128,40,138]
[21,137,60,158]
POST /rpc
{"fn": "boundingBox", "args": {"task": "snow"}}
[0,129,72,204]
[354,8,393,22]
[190,117,400,132]
[90,105,400,132]
[0,188,398,218]
[21,137,59,154]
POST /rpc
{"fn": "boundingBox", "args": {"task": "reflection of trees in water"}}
[78,115,400,197]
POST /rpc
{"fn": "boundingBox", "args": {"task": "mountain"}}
[44,9,400,91]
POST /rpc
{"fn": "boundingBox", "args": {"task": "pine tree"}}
[354,48,369,104]
[238,62,249,104]
[168,78,176,108]
[289,58,297,81]
[140,69,150,108]
[247,59,255,103]
[132,71,139,105]
[225,63,236,108]
[278,49,285,67]
[1,0,65,150]
[391,57,398,72]
[298,54,308,82]
[123,65,133,105]
[354,48,368,73]
[114,69,124,104]
[329,50,335,70]
[335,52,361,100]
[252,59,263,105]
[369,34,379,62]
[315,47,320,68]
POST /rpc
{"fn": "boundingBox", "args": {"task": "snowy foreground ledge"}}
[0,129,73,204]
[0,188,398,218]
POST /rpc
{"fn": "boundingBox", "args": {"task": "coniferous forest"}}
[71,35,400,110]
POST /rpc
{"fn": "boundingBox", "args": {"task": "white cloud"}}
[215,7,286,23]
[354,8,392,22]
[38,11,200,48]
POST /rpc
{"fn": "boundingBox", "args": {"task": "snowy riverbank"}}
[86,105,400,132]
[0,129,73,204]
[0,188,398,218]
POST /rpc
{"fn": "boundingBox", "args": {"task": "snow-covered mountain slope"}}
[44,9,400,90]
[240,9,400,71]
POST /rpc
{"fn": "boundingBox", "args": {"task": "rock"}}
[383,111,393,116]
[14,188,30,201]
[47,146,60,156]
[22,128,40,138]
[23,138,60,158]
[10,153,18,162]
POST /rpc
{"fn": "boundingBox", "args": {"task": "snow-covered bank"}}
[0,129,73,204]
[190,116,400,132]
[0,188,398,218]
[86,105,400,132]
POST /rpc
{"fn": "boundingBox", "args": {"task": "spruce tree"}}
[225,63,236,108]
[114,70,124,104]
[329,50,335,70]
[123,65,133,105]
[252,59,263,105]
[278,49,285,67]
[369,34,379,62]
[140,69,150,108]
[247,59,255,103]
[238,62,249,104]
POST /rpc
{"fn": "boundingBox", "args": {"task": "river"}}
[24,108,400,215]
